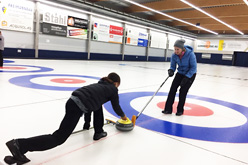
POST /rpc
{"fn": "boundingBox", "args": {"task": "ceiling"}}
[82,0,248,36]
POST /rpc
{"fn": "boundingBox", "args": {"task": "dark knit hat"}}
[174,39,185,49]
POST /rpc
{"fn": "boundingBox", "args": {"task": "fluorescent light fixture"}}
[180,0,244,35]
[124,0,218,35]
[244,0,248,6]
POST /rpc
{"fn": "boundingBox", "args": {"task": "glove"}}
[121,115,127,120]
[180,77,189,87]
[168,69,174,77]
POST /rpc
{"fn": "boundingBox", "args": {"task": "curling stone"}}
[115,118,134,131]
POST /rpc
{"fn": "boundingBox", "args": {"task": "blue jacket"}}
[170,45,197,78]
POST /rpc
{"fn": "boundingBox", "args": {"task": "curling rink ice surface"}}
[1,59,248,165]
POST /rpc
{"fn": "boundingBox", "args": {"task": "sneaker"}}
[6,139,30,163]
[162,110,172,114]
[176,112,183,116]
[93,132,107,141]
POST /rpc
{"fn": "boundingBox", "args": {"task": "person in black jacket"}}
[4,72,127,164]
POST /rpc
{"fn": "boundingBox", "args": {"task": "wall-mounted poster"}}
[93,22,123,44]
[42,9,68,37]
[67,16,88,39]
[42,23,67,37]
[126,29,138,46]
[196,40,219,51]
[196,39,248,52]
[0,0,34,32]
[93,22,109,42]
[150,32,166,49]
[109,25,123,44]
[126,28,148,47]
[138,32,148,47]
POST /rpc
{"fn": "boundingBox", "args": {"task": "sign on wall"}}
[126,28,148,47]
[93,22,123,44]
[138,32,148,47]
[0,0,34,32]
[93,22,109,42]
[150,32,167,49]
[67,16,88,39]
[109,25,123,43]
[42,9,88,39]
[42,23,67,37]
[42,9,68,37]
[196,40,248,52]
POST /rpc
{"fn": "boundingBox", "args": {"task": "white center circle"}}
[30,76,98,87]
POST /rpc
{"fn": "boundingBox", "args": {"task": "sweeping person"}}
[5,72,127,164]
[162,39,197,116]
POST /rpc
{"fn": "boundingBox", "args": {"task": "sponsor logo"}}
[7,3,32,12]
[2,6,6,13]
[109,25,123,35]
[139,32,147,37]
[1,21,7,26]
[44,12,67,26]
[9,24,32,31]
[99,23,109,28]
[73,17,87,25]
[67,16,88,29]
[68,29,86,36]
[197,41,218,49]
[68,17,74,26]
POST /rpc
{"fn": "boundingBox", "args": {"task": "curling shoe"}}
[162,110,172,114]
[176,112,183,116]
[93,132,107,141]
[6,139,30,164]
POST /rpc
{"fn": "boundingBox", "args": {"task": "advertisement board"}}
[126,28,148,47]
[42,9,67,37]
[42,23,67,37]
[93,22,109,42]
[196,39,248,52]
[93,22,123,43]
[67,16,88,39]
[42,9,88,39]
[150,32,166,49]
[0,0,34,32]
[109,25,123,43]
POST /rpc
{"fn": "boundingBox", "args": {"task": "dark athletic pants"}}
[164,73,196,113]
[17,98,103,154]
[84,107,104,133]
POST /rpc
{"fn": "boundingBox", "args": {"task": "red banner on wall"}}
[109,25,123,35]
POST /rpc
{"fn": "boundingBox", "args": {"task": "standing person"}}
[0,30,4,67]
[5,72,127,164]
[162,39,197,116]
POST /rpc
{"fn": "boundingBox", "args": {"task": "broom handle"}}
[136,76,170,119]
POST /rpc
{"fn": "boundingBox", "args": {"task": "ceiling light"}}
[244,0,248,6]
[180,0,244,35]
[124,0,218,35]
